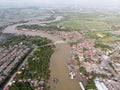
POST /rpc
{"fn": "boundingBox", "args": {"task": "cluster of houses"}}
[50,28,120,90]
[0,44,30,84]
[58,31,83,42]
[71,38,115,76]
[23,62,45,90]
[83,62,112,77]
[111,60,120,77]
[6,55,45,90]
[68,31,120,90]
[93,77,120,90]
[104,79,120,90]
[100,47,120,85]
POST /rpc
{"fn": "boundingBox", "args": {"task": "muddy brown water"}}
[3,20,81,90]
[49,44,80,90]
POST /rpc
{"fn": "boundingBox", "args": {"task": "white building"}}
[94,78,108,90]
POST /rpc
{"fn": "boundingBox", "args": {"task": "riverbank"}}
[2,16,81,90]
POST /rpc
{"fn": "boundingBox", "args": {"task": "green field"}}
[51,17,110,31]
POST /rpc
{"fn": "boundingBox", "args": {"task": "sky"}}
[0,0,120,8]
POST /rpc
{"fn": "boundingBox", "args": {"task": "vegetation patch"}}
[94,42,112,51]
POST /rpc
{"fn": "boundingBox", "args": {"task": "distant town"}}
[0,6,120,90]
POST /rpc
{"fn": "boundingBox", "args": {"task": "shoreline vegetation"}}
[16,24,71,32]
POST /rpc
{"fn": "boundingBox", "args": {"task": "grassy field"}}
[51,10,120,31]
[51,17,110,31]
[50,12,120,44]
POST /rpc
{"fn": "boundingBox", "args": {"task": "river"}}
[2,16,81,90]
